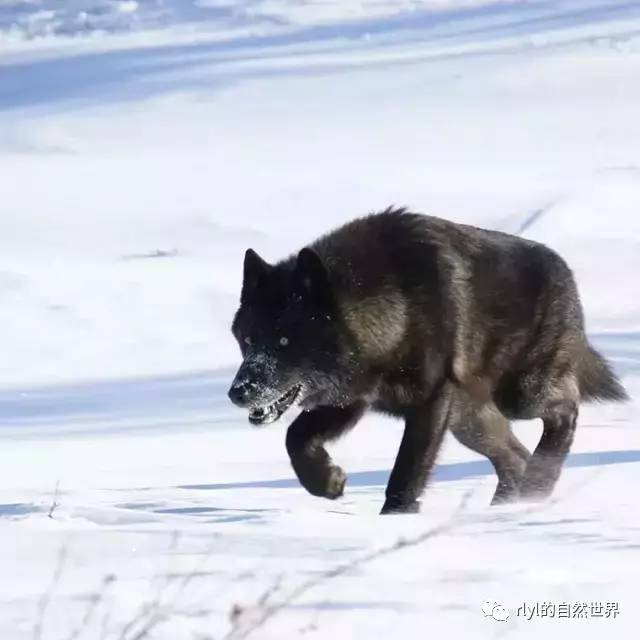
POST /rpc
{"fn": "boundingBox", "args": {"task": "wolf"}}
[228,207,627,514]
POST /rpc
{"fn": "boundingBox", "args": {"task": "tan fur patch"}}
[341,290,408,359]
[448,259,477,382]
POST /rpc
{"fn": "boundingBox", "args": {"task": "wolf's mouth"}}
[248,385,301,426]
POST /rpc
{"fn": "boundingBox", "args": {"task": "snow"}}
[1,1,639,638]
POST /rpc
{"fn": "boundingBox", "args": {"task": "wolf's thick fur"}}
[229,208,627,513]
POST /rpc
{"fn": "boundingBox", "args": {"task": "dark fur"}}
[229,208,628,513]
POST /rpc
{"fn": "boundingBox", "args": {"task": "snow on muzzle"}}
[229,350,302,425]
[248,385,302,426]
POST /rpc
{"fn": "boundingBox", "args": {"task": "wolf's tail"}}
[578,344,628,402]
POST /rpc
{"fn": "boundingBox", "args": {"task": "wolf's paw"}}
[517,484,553,502]
[380,499,421,515]
[490,482,520,505]
[490,491,519,506]
[323,465,347,500]
[300,463,347,499]
[518,466,557,502]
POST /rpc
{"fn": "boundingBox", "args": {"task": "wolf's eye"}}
[244,336,253,346]
[279,336,289,347]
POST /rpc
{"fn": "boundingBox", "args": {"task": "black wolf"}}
[228,208,627,514]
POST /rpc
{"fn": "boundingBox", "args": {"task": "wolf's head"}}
[228,247,357,425]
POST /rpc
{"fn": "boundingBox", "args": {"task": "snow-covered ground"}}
[1,1,639,638]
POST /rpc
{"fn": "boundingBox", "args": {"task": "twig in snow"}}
[48,481,60,519]
[117,531,221,640]
[223,490,475,640]
[67,574,116,640]
[33,544,69,640]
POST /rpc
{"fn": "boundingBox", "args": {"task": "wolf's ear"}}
[241,248,271,300]
[293,248,331,305]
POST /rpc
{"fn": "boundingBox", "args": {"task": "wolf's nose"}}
[228,382,251,407]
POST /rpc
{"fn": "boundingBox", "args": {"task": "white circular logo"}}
[482,600,510,622]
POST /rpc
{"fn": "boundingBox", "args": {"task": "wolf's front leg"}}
[381,382,460,514]
[286,403,366,499]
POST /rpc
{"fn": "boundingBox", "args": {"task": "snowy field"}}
[1,1,640,638]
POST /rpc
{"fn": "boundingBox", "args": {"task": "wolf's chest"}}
[372,366,435,414]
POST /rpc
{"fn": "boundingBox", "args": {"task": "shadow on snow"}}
[2,1,640,112]
[179,449,640,492]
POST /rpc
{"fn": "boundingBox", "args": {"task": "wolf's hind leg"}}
[286,403,365,500]
[519,387,578,500]
[451,403,530,505]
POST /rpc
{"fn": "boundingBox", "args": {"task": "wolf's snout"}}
[228,380,254,407]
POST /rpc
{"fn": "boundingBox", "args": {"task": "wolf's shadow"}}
[179,449,640,491]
